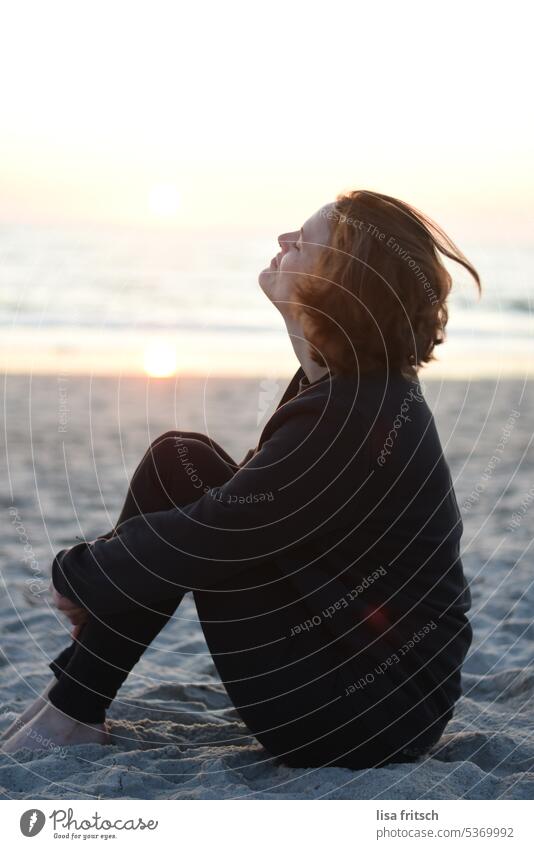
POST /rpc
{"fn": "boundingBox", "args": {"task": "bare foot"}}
[0,679,56,742]
[1,701,111,755]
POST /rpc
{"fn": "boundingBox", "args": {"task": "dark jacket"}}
[52,365,472,717]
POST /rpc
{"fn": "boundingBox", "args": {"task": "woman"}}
[2,190,480,769]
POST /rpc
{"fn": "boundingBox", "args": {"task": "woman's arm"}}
[52,392,372,615]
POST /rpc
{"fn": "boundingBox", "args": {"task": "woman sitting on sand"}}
[2,190,479,768]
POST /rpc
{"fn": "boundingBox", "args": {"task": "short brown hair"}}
[295,190,481,378]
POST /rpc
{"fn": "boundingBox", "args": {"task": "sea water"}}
[0,222,532,377]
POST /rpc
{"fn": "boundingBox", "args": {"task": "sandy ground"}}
[0,373,533,799]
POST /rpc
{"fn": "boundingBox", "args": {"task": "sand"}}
[1,373,533,799]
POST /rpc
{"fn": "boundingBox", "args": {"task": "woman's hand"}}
[51,583,88,640]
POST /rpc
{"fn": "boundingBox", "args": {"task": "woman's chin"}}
[258,269,275,297]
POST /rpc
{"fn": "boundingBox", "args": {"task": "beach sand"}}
[1,373,533,799]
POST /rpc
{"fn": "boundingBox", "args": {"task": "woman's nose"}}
[278,231,297,253]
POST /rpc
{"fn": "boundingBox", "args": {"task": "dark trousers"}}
[48,431,445,768]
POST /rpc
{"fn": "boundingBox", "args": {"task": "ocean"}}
[0,222,532,378]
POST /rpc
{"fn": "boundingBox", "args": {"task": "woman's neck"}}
[284,316,329,385]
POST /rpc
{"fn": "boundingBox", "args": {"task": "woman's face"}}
[259,203,334,319]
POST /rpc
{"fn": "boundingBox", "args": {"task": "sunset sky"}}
[0,1,532,379]
[0,0,532,240]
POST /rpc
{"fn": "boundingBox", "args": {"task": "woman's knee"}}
[146,433,233,491]
[148,432,214,465]
[146,432,210,470]
[148,430,207,451]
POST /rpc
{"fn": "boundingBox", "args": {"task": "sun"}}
[148,183,181,218]
[143,342,177,378]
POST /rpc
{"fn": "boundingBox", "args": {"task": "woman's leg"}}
[48,430,238,686]
[46,432,237,725]
[2,432,236,752]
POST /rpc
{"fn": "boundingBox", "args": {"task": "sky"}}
[0,1,532,379]
[0,0,532,241]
